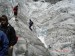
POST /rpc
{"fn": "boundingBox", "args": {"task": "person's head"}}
[16,5,18,9]
[1,15,8,26]
[29,19,31,21]
[16,5,18,7]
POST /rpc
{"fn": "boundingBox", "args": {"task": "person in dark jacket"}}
[29,19,33,31]
[0,30,9,56]
[0,15,17,56]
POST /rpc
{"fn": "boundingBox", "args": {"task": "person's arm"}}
[10,27,17,46]
[0,31,9,55]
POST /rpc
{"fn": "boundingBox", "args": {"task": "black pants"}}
[29,26,32,31]
[5,47,13,56]
[29,24,33,31]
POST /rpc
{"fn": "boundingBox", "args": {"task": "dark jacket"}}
[29,19,33,31]
[29,19,33,26]
[0,30,9,56]
[0,24,17,47]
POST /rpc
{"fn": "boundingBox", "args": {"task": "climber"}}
[13,5,18,21]
[0,17,9,56]
[0,15,17,56]
[29,19,33,31]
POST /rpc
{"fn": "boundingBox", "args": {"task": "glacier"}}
[0,0,75,56]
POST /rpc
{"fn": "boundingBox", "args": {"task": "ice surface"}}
[1,0,75,56]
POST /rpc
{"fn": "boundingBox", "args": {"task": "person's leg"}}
[14,12,18,21]
[14,12,17,18]
[29,25,32,31]
[8,47,13,56]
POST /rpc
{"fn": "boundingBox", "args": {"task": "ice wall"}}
[0,0,50,56]
[16,0,75,56]
[8,0,50,56]
[0,0,14,18]
[1,0,75,56]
